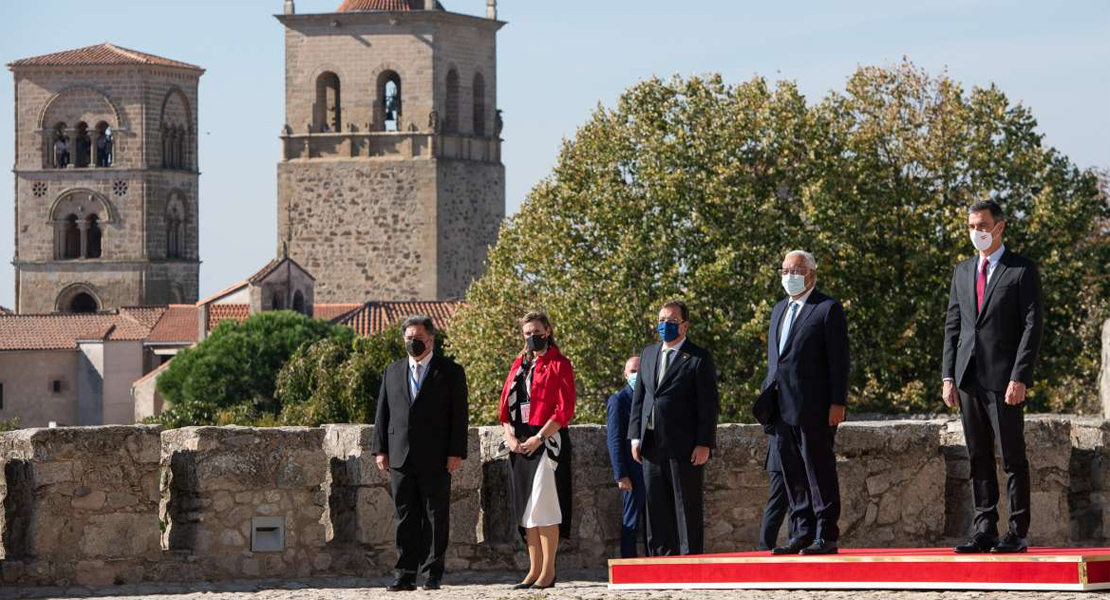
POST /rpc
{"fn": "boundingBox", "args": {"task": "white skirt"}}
[520,432,563,528]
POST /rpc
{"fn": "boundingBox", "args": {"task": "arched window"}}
[378,71,402,132]
[63,215,81,259]
[74,122,92,168]
[94,121,112,167]
[51,122,70,168]
[166,197,185,259]
[292,290,305,315]
[69,293,99,314]
[315,72,342,132]
[445,69,459,134]
[472,72,486,136]
[163,126,175,169]
[176,126,187,169]
[86,215,102,259]
[272,291,285,311]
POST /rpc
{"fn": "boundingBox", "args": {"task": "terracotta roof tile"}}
[8,43,203,72]
[0,308,166,351]
[207,303,250,331]
[196,281,247,307]
[336,301,461,337]
[337,0,416,12]
[148,305,200,344]
[313,303,363,322]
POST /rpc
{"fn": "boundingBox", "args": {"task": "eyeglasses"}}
[657,318,684,325]
[779,268,810,276]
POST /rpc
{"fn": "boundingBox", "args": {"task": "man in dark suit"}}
[629,300,720,556]
[757,424,790,551]
[763,250,849,555]
[372,315,469,591]
[606,355,645,558]
[943,200,1043,554]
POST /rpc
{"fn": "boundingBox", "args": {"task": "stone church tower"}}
[8,44,203,314]
[276,0,506,302]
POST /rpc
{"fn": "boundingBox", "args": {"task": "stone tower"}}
[276,0,506,302]
[8,44,203,314]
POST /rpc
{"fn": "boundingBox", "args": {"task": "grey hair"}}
[785,250,817,271]
[400,315,435,337]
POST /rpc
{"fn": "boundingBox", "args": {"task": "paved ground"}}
[0,571,1101,600]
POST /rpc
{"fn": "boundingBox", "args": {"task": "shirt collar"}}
[787,286,815,307]
[409,352,433,371]
[981,244,1006,268]
[662,338,685,353]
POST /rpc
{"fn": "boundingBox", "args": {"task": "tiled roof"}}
[196,280,247,307]
[335,301,461,337]
[0,307,167,351]
[313,303,363,322]
[207,303,250,331]
[147,305,200,344]
[337,0,415,12]
[8,43,203,72]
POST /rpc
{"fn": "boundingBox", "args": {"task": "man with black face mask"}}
[372,315,469,591]
[628,300,719,556]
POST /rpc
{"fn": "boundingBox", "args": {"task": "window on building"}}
[445,68,459,134]
[379,71,402,132]
[51,122,70,168]
[94,121,113,167]
[63,215,81,259]
[74,122,92,168]
[292,290,305,315]
[315,72,342,133]
[69,293,99,314]
[472,72,486,136]
[52,380,62,394]
[86,215,102,259]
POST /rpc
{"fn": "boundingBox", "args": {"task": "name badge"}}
[520,402,531,422]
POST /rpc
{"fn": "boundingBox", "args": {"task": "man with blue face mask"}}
[762,250,850,556]
[606,355,646,558]
[628,300,720,556]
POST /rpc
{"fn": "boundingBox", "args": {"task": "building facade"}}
[8,44,203,314]
[276,0,506,303]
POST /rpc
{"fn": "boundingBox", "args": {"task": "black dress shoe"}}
[953,533,997,554]
[771,537,814,555]
[387,579,417,592]
[511,582,534,590]
[799,539,838,555]
[533,577,557,589]
[991,532,1028,553]
[423,578,442,591]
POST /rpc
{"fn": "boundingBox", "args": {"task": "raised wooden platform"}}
[608,547,1110,591]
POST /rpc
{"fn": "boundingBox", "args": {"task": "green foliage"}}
[449,61,1110,425]
[0,417,20,432]
[156,311,354,428]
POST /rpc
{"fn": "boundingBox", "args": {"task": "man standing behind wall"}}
[372,315,470,591]
[943,200,1043,554]
[629,300,720,556]
[764,250,849,556]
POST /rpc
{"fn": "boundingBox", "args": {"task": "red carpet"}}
[608,547,1110,591]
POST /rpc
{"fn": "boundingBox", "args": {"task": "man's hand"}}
[828,404,847,427]
[1005,381,1027,406]
[375,454,389,472]
[520,435,544,456]
[942,380,959,409]
[446,456,462,473]
[691,445,710,466]
[617,477,633,492]
[631,440,642,464]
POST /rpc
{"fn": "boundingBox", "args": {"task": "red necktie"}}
[976,258,988,312]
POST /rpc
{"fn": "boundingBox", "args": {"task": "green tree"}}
[156,311,354,428]
[449,62,1109,425]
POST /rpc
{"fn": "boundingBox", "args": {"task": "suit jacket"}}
[762,290,850,427]
[942,249,1043,391]
[606,385,643,483]
[371,354,469,470]
[628,339,719,459]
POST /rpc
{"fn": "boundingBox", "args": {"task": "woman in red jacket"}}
[499,311,575,590]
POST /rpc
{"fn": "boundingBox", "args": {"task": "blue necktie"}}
[778,302,799,354]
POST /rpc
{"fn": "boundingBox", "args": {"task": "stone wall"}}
[1101,318,1110,419]
[1,417,1108,587]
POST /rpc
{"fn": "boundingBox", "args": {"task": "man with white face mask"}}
[761,250,850,555]
[943,200,1043,554]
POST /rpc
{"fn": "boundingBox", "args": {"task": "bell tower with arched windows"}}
[276,0,506,302]
[7,44,204,314]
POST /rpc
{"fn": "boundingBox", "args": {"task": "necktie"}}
[778,302,799,354]
[410,364,423,403]
[658,348,673,386]
[976,258,989,312]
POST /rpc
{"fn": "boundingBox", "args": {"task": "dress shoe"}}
[799,539,838,555]
[771,537,813,555]
[991,532,1028,553]
[387,578,417,592]
[533,577,557,590]
[423,577,442,591]
[511,582,534,590]
[953,533,997,554]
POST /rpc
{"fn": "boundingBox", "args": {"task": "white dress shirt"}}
[779,287,815,352]
[408,352,433,401]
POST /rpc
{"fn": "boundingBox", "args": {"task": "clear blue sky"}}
[1,0,1107,309]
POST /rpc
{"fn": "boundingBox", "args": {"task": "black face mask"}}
[526,334,548,352]
[405,339,427,357]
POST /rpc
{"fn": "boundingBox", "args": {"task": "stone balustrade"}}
[1,416,1108,586]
